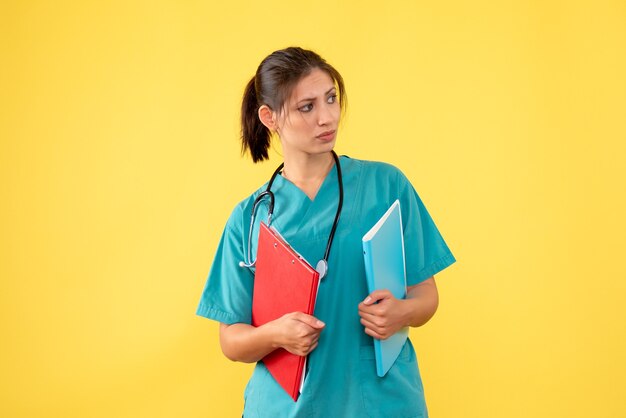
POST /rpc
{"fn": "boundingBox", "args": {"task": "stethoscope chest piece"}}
[315,259,328,280]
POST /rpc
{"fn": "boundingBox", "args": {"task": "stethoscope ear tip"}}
[238,261,246,268]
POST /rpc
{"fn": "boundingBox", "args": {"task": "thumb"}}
[363,289,393,305]
[293,312,325,329]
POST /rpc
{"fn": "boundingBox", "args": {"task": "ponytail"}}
[240,76,271,163]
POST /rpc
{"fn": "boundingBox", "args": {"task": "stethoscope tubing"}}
[241,151,343,279]
[323,152,343,262]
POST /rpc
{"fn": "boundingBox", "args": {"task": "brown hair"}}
[240,47,347,163]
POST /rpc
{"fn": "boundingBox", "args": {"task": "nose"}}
[317,103,333,126]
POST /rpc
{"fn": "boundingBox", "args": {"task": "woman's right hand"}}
[269,312,325,356]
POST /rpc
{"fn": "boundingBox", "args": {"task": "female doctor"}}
[196,47,455,417]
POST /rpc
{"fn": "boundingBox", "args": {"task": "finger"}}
[301,333,321,355]
[358,311,384,327]
[358,300,382,313]
[363,326,387,340]
[358,303,385,317]
[304,341,318,355]
[283,344,303,356]
[306,341,319,354]
[301,341,319,356]
[294,338,318,357]
[301,334,319,348]
[291,312,325,329]
[293,322,322,339]
[358,301,381,315]
[360,317,385,336]
[362,289,393,305]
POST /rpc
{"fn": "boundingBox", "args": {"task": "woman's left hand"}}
[358,290,408,340]
[358,278,439,340]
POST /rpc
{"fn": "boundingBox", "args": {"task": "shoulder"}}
[341,155,409,184]
[224,183,269,233]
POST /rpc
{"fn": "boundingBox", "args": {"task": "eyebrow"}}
[296,87,337,104]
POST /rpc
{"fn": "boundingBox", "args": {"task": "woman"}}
[196,47,455,417]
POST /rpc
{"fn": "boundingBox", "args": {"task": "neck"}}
[282,152,335,183]
[281,152,336,200]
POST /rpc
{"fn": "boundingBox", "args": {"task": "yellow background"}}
[2,1,625,417]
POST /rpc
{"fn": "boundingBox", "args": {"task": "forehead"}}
[290,68,335,102]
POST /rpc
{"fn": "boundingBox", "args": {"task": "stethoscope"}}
[239,150,343,280]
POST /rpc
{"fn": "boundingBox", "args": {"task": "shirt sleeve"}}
[196,206,255,324]
[396,170,456,286]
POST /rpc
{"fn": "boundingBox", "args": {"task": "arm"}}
[219,312,326,363]
[357,276,439,340]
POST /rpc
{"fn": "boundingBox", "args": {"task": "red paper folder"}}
[251,222,320,402]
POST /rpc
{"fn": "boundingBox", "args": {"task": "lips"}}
[316,130,336,140]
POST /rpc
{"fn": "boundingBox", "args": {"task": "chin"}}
[316,138,337,151]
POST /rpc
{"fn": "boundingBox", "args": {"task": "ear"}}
[258,105,277,131]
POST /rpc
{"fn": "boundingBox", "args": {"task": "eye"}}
[327,94,337,104]
[298,103,313,113]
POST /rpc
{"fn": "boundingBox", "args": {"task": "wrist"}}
[401,296,419,328]
[263,319,283,349]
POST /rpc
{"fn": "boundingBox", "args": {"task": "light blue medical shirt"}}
[196,156,456,418]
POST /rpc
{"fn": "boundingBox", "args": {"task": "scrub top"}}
[196,156,456,418]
